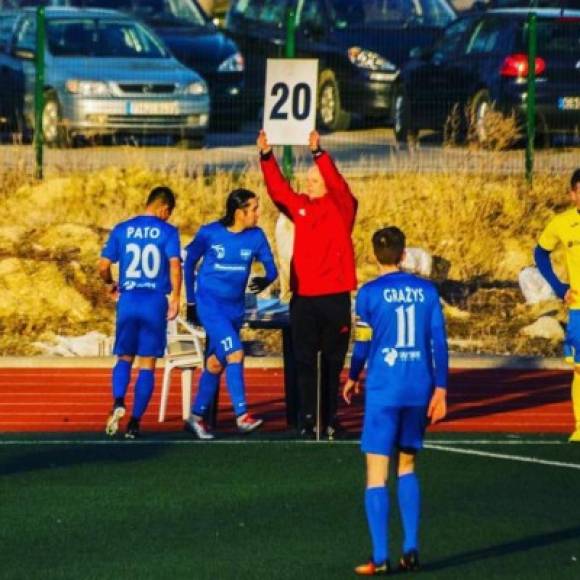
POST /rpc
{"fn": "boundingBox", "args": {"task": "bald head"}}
[306,165,326,199]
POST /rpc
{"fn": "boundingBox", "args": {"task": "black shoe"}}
[399,550,420,572]
[125,418,141,440]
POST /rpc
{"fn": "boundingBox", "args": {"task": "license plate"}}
[558,97,580,110]
[128,101,178,115]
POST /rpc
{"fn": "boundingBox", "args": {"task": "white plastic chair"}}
[158,316,205,422]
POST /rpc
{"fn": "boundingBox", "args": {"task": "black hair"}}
[372,226,406,266]
[572,169,580,191]
[220,188,257,227]
[147,186,176,212]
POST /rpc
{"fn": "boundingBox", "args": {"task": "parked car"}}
[225,0,456,131]
[392,8,580,146]
[0,7,210,146]
[0,0,245,129]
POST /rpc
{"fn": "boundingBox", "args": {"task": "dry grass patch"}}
[0,164,571,356]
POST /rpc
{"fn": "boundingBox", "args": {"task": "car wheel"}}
[471,90,491,146]
[317,70,350,132]
[42,93,71,148]
[392,86,417,147]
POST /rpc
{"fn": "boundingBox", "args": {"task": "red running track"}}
[0,367,574,433]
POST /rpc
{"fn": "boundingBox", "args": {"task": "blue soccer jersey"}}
[101,215,181,294]
[184,221,278,308]
[350,271,448,407]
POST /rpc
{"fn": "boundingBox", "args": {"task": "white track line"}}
[0,438,568,446]
[426,443,580,470]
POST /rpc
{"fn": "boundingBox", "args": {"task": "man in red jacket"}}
[257,129,358,439]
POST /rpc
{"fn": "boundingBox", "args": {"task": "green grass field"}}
[1,434,580,579]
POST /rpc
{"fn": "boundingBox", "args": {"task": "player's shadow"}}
[424,524,580,572]
[0,444,165,477]
[443,368,570,423]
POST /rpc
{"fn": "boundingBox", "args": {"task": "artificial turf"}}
[1,435,579,579]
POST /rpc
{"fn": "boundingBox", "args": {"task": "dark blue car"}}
[1,0,245,128]
[226,0,456,131]
[393,8,580,146]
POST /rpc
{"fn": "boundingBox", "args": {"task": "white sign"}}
[264,58,318,145]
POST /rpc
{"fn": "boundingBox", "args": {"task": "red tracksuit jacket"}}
[260,151,358,296]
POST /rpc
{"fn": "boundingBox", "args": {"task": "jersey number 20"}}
[126,243,161,279]
[395,304,416,348]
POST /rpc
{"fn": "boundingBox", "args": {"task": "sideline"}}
[0,438,568,446]
[427,443,580,471]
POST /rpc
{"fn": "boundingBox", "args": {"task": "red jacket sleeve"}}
[259,154,302,220]
[315,152,357,232]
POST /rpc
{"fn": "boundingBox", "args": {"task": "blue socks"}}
[112,359,132,401]
[132,369,154,419]
[397,473,420,553]
[365,486,389,565]
[225,362,247,416]
[192,370,220,416]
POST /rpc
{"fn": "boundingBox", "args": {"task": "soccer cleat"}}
[399,550,420,572]
[105,405,125,437]
[568,430,580,443]
[184,416,215,440]
[236,413,263,433]
[125,418,141,440]
[354,560,391,576]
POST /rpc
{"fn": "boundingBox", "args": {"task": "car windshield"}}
[72,0,207,27]
[525,18,580,55]
[46,18,169,57]
[328,0,455,28]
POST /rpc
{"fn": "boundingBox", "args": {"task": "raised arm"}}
[257,130,301,219]
[310,130,357,232]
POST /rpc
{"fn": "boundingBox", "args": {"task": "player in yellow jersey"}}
[535,169,580,442]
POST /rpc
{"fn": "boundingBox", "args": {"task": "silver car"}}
[0,7,210,147]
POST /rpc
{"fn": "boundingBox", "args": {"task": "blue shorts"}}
[197,302,244,364]
[114,291,168,358]
[566,310,580,364]
[361,405,428,457]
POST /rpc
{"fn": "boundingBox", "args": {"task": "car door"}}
[407,16,476,129]
[0,13,23,130]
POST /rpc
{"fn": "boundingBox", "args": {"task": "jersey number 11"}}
[395,304,416,348]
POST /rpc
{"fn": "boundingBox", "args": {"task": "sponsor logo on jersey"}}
[211,244,225,259]
[240,249,252,260]
[382,348,398,367]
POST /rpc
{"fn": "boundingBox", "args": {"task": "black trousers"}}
[290,292,351,429]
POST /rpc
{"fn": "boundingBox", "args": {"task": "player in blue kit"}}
[99,187,182,439]
[183,188,278,439]
[343,227,448,575]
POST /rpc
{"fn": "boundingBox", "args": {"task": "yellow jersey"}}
[538,207,580,309]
